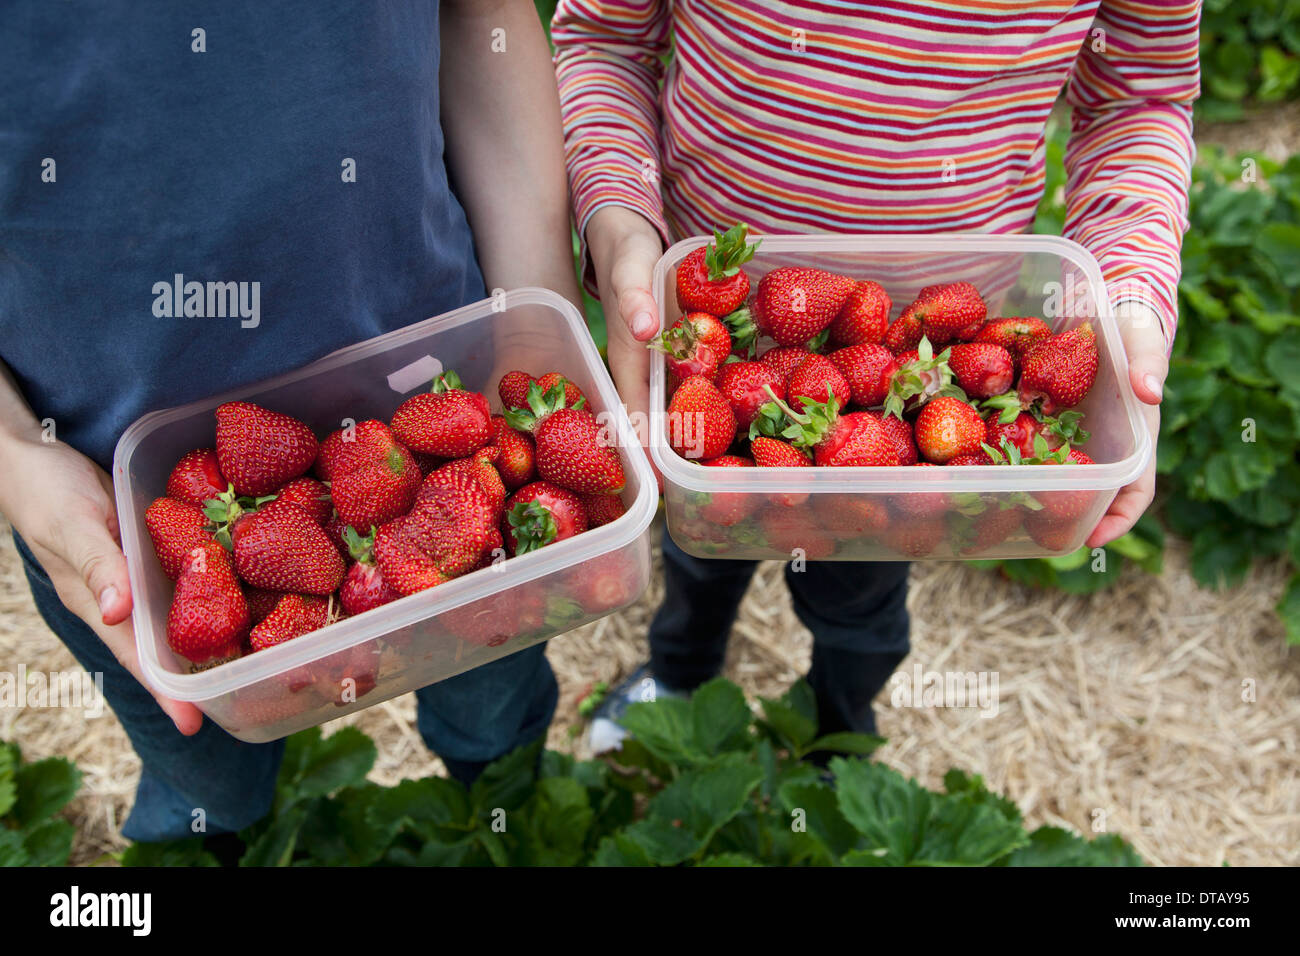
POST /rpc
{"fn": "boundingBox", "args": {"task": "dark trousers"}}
[650,531,910,737]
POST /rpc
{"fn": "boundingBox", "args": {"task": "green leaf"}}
[278,728,376,806]
[803,731,886,757]
[690,677,753,756]
[470,736,545,816]
[696,852,763,866]
[120,838,221,867]
[619,696,705,766]
[0,829,30,867]
[0,745,16,819]
[239,803,309,866]
[21,818,76,867]
[11,756,80,828]
[369,776,473,839]
[296,783,398,866]
[943,769,1022,825]
[1001,826,1144,867]
[514,777,595,867]
[779,781,860,859]
[1276,574,1300,646]
[592,833,654,867]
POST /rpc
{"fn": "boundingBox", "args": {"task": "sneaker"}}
[586,664,687,755]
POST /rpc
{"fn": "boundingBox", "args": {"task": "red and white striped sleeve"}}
[1063,0,1201,351]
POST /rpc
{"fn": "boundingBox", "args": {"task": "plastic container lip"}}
[115,287,658,703]
[649,233,1152,494]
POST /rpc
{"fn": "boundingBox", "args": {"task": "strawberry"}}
[650,312,731,381]
[570,553,642,614]
[697,455,755,527]
[537,372,586,409]
[390,369,493,458]
[374,463,504,595]
[890,463,949,520]
[215,402,318,496]
[439,447,507,510]
[812,494,889,537]
[166,541,248,664]
[974,316,1052,364]
[1018,323,1099,414]
[984,408,1041,459]
[827,280,890,347]
[497,370,538,411]
[864,410,918,466]
[323,511,350,557]
[579,493,626,529]
[315,420,418,530]
[273,476,333,526]
[750,436,811,468]
[752,266,856,347]
[760,507,835,559]
[763,390,899,467]
[145,498,214,580]
[244,586,284,624]
[904,281,986,340]
[957,503,1025,555]
[881,337,965,417]
[339,526,402,616]
[982,391,1091,453]
[786,354,851,413]
[666,374,737,462]
[675,223,759,316]
[502,377,586,434]
[503,480,589,554]
[716,360,785,429]
[948,451,992,465]
[232,498,347,594]
[882,516,947,558]
[758,346,815,387]
[914,396,986,464]
[1023,509,1080,552]
[948,343,1013,399]
[828,343,897,408]
[534,406,626,494]
[883,310,924,353]
[411,451,445,477]
[165,448,227,508]
[1034,447,1098,524]
[250,593,334,652]
[489,416,537,490]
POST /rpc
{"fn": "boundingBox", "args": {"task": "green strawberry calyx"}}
[343,524,378,564]
[754,384,839,451]
[704,223,759,281]
[202,485,275,550]
[431,369,465,393]
[648,319,699,359]
[502,379,584,433]
[981,434,1071,467]
[980,390,1024,424]
[721,306,758,357]
[882,336,966,419]
[507,500,558,554]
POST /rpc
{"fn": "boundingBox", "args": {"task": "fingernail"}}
[1143,374,1162,400]
[633,311,656,338]
[98,585,119,617]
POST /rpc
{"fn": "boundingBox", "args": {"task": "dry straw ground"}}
[2,515,1297,867]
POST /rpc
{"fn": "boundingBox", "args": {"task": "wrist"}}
[585,205,660,265]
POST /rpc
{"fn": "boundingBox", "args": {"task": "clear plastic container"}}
[649,235,1152,561]
[115,288,656,742]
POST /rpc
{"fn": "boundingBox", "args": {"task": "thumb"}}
[1117,305,1169,406]
[64,520,133,627]
[609,244,662,342]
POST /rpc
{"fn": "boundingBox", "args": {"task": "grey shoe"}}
[586,664,687,755]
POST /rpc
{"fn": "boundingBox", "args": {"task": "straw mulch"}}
[1,517,1296,867]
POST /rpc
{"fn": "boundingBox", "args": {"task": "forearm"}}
[440,0,580,305]
[0,360,41,444]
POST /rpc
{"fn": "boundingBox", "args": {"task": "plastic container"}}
[115,288,656,742]
[649,234,1151,562]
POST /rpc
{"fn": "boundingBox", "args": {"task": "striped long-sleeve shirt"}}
[552,0,1199,344]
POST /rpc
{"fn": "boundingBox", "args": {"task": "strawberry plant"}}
[0,741,80,867]
[118,680,1142,867]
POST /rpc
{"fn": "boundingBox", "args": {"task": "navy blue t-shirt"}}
[1,1,484,469]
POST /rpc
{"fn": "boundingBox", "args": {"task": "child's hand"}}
[0,431,204,735]
[1086,302,1168,548]
[584,206,664,480]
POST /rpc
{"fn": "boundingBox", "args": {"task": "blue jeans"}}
[650,532,910,737]
[13,532,557,843]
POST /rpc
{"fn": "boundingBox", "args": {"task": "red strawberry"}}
[215,402,318,497]
[864,410,918,466]
[1034,447,1098,524]
[697,455,755,527]
[890,463,949,520]
[146,498,214,580]
[716,360,785,429]
[166,448,227,508]
[766,390,900,467]
[244,586,284,624]
[580,493,626,528]
[905,281,986,340]
[984,409,1041,459]
[650,312,732,381]
[975,317,1052,364]
[750,436,811,468]
[273,476,333,526]
[1018,323,1099,414]
[489,416,537,490]
[948,343,1014,399]
[250,593,334,652]
[881,337,963,418]
[374,463,504,595]
[828,343,898,408]
[948,451,992,465]
[666,375,737,462]
[497,370,538,411]
[758,347,815,387]
[752,267,856,347]
[390,369,493,458]
[570,553,642,614]
[537,372,586,409]
[914,396,986,464]
[675,223,759,316]
[883,310,924,353]
[166,541,249,664]
[827,280,890,347]
[1023,509,1081,552]
[502,376,586,434]
[411,451,445,477]
[232,498,347,594]
[439,447,507,510]
[958,504,1025,555]
[812,494,889,537]
[503,480,589,555]
[786,354,851,414]
[760,507,835,559]
[315,420,418,530]
[339,526,402,616]
[534,407,625,494]
[323,511,350,557]
[883,517,947,558]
